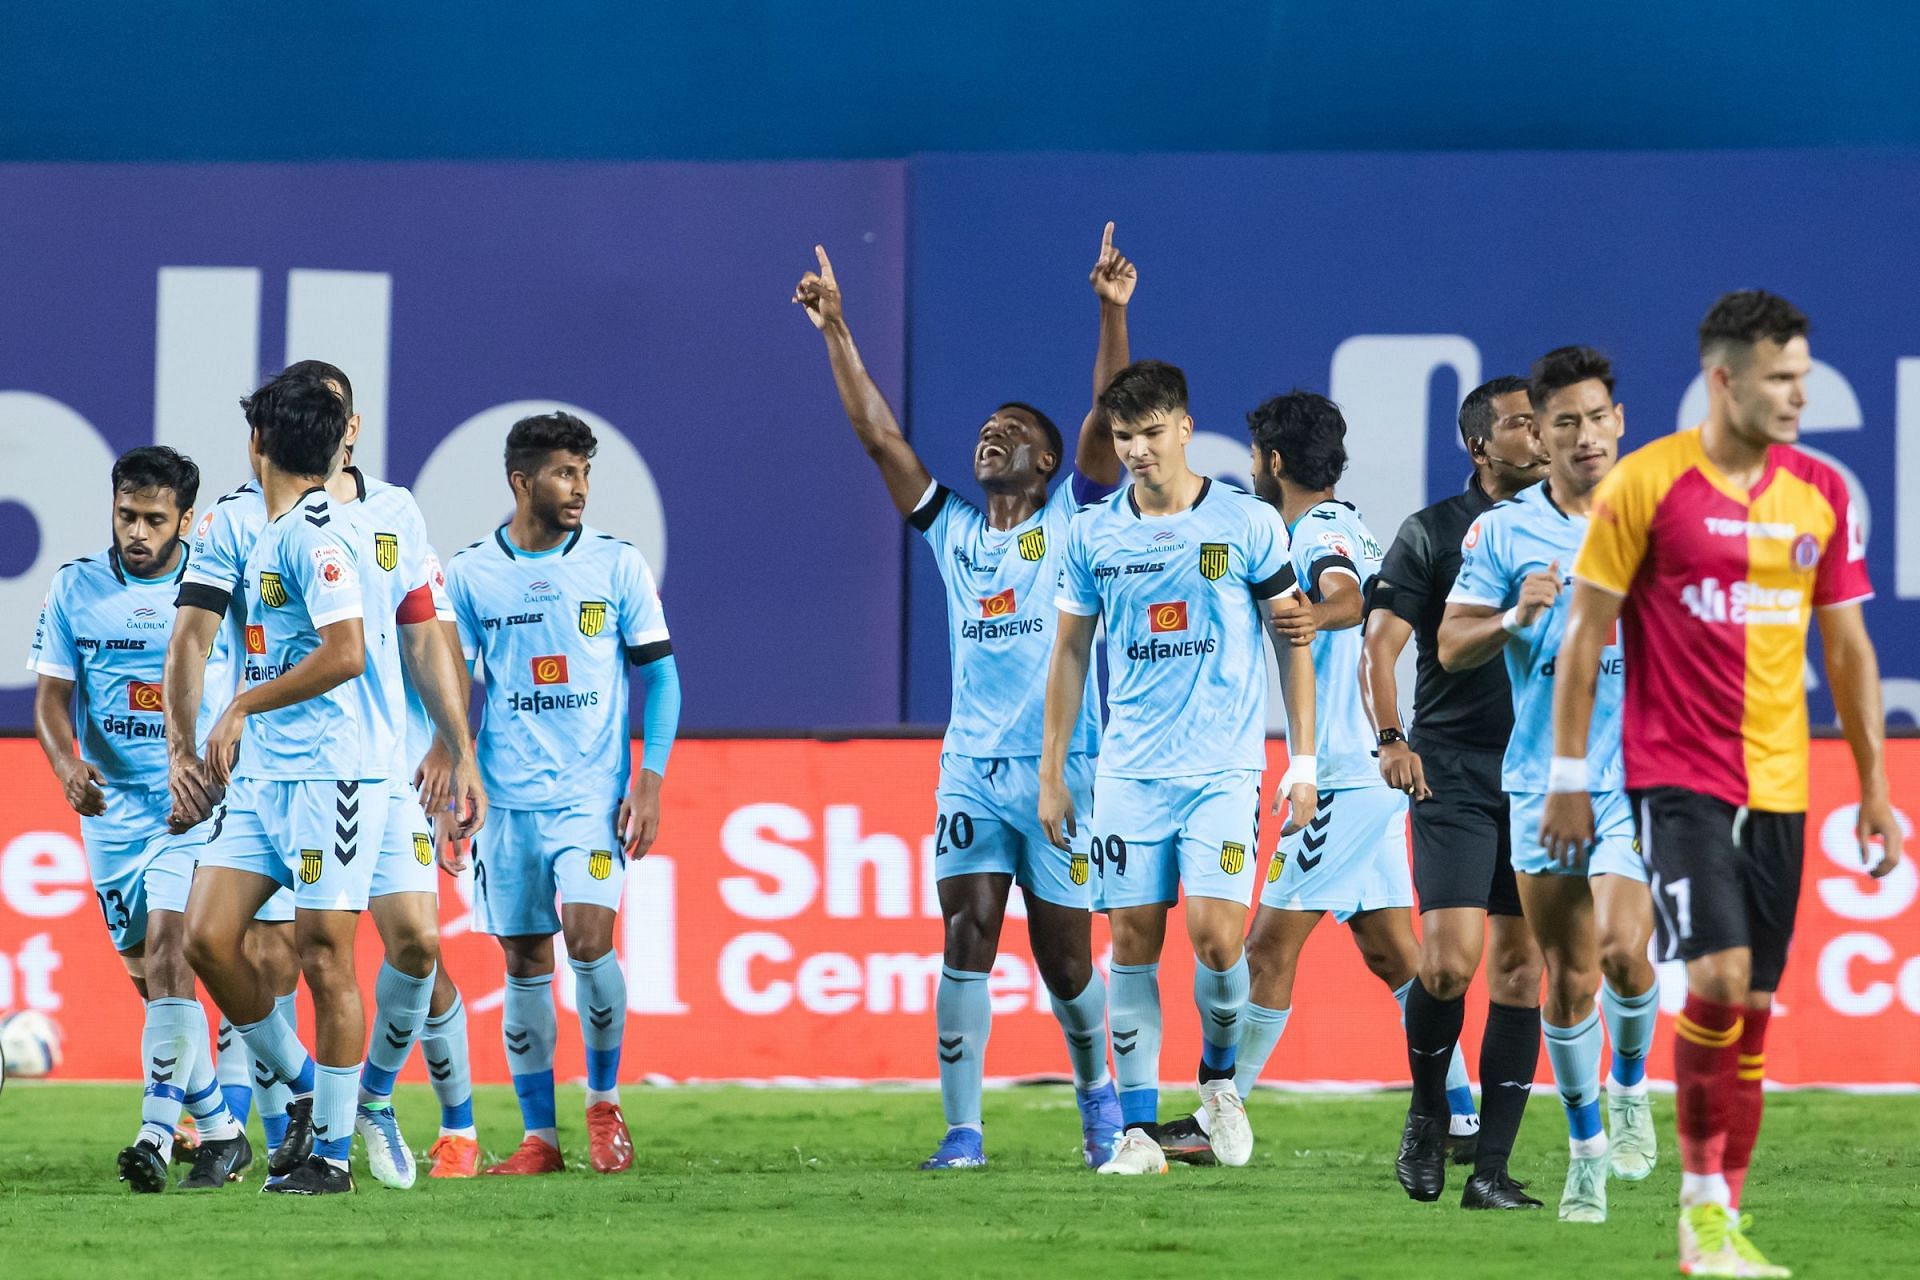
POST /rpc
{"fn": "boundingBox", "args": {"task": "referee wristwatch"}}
[1375,727,1406,748]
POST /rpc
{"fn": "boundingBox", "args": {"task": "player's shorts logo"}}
[1018,529,1047,561]
[245,624,266,655]
[1219,841,1246,875]
[258,571,287,608]
[127,681,163,712]
[1267,852,1284,883]
[979,588,1016,618]
[588,849,614,880]
[1792,532,1820,570]
[374,532,399,572]
[531,654,570,685]
[579,600,608,637]
[1069,852,1089,885]
[1148,600,1189,633]
[1199,543,1229,581]
[299,849,324,884]
[412,832,433,866]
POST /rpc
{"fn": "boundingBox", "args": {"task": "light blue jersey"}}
[1288,498,1388,791]
[445,524,670,810]
[181,481,268,739]
[342,471,437,782]
[234,488,388,783]
[912,475,1102,759]
[1448,481,1626,793]
[1055,479,1296,778]
[27,547,235,843]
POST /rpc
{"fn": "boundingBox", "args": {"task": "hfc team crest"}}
[1018,528,1047,561]
[374,532,399,572]
[412,832,433,866]
[1069,852,1089,885]
[1267,852,1285,883]
[1219,840,1247,875]
[299,849,324,884]
[1199,543,1229,581]
[588,849,615,880]
[259,571,288,608]
[579,600,608,637]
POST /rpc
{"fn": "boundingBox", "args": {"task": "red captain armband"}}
[395,583,437,625]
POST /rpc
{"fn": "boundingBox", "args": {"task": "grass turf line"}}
[1,1084,1914,1278]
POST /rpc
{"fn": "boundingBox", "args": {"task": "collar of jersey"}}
[494,525,582,559]
[109,542,190,586]
[1127,476,1211,519]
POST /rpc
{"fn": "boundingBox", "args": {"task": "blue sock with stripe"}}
[569,950,628,1103]
[138,997,197,1159]
[935,965,991,1129]
[1108,962,1162,1128]
[1047,970,1111,1090]
[1194,956,1250,1083]
[423,990,476,1135]
[215,1017,254,1127]
[257,991,299,1149]
[1601,977,1659,1092]
[503,974,558,1143]
[233,1007,315,1097]
[177,1000,240,1140]
[1543,1007,1606,1154]
[312,1062,359,1165]
[361,961,433,1104]
[1232,1002,1292,1098]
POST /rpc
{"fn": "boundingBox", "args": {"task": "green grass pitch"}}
[2,1084,1915,1278]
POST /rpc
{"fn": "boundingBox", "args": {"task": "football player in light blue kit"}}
[795,225,1131,1170]
[182,369,396,1196]
[1157,391,1480,1164]
[1042,359,1321,1175]
[1440,346,1659,1224]
[28,446,249,1192]
[442,411,680,1178]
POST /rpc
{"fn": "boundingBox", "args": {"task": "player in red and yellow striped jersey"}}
[1544,291,1902,1278]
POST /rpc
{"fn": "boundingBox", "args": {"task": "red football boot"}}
[484,1135,564,1175]
[585,1103,634,1174]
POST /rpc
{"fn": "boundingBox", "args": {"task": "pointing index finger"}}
[814,244,835,283]
[1100,221,1114,255]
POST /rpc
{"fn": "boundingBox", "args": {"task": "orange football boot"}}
[427,1134,482,1178]
[172,1113,200,1155]
[484,1135,564,1175]
[585,1103,634,1173]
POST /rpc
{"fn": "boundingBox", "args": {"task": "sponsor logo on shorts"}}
[579,600,608,637]
[1219,841,1247,875]
[1069,853,1089,885]
[374,532,399,572]
[258,571,287,608]
[245,624,266,655]
[1148,601,1188,633]
[412,832,433,866]
[1680,577,1804,626]
[1018,529,1046,562]
[299,849,324,884]
[127,681,163,712]
[979,587,1016,618]
[531,654,570,685]
[588,849,614,880]
[1199,543,1229,581]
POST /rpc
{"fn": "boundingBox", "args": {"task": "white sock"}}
[527,1126,559,1148]
[1681,1172,1732,1209]
[586,1087,620,1108]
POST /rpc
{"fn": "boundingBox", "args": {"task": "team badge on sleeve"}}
[588,849,614,880]
[412,832,433,866]
[1219,841,1246,875]
[1199,543,1229,581]
[1018,528,1047,561]
[299,849,324,884]
[579,600,608,637]
[259,571,288,608]
[374,532,399,572]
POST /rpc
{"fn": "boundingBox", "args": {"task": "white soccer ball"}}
[0,1010,64,1078]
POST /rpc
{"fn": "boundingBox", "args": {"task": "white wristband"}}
[1501,607,1527,636]
[1280,756,1317,791]
[1547,756,1589,794]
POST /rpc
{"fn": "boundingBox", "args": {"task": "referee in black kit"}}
[1358,376,1550,1210]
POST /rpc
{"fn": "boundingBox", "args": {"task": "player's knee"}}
[1545,967,1599,1021]
[942,909,1001,970]
[1192,934,1242,973]
[1030,939,1091,999]
[386,934,438,978]
[562,926,614,964]
[1597,935,1648,990]
[1418,956,1475,1001]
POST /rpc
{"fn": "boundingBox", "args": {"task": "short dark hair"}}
[1246,391,1348,491]
[240,370,348,477]
[1699,290,1810,364]
[1529,346,1616,414]
[1458,375,1531,449]
[1097,360,1188,427]
[997,401,1064,478]
[505,411,598,477]
[280,360,354,416]
[111,445,200,513]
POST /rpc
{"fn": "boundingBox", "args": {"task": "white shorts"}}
[1090,770,1262,910]
[199,776,388,912]
[370,782,439,898]
[933,754,1095,909]
[1509,789,1648,881]
[1261,784,1414,923]
[471,803,624,937]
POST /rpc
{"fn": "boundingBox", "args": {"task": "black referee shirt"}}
[1368,476,1518,753]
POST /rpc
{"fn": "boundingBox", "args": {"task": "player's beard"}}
[118,531,181,575]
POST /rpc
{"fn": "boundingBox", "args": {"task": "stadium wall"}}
[5,152,1920,734]
[4,738,1916,1088]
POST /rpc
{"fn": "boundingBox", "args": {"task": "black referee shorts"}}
[1631,787,1805,993]
[1409,741,1522,917]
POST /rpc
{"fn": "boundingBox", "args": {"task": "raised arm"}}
[1076,221,1134,487]
[794,245,932,515]
[1819,603,1902,878]
[1038,609,1098,850]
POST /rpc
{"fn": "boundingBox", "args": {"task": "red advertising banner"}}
[2,739,1916,1086]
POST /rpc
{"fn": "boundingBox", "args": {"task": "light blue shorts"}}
[1260,784,1413,922]
[370,781,439,898]
[1090,770,1262,910]
[1509,789,1648,881]
[199,775,388,912]
[85,826,195,952]
[471,804,624,938]
[933,753,1095,909]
